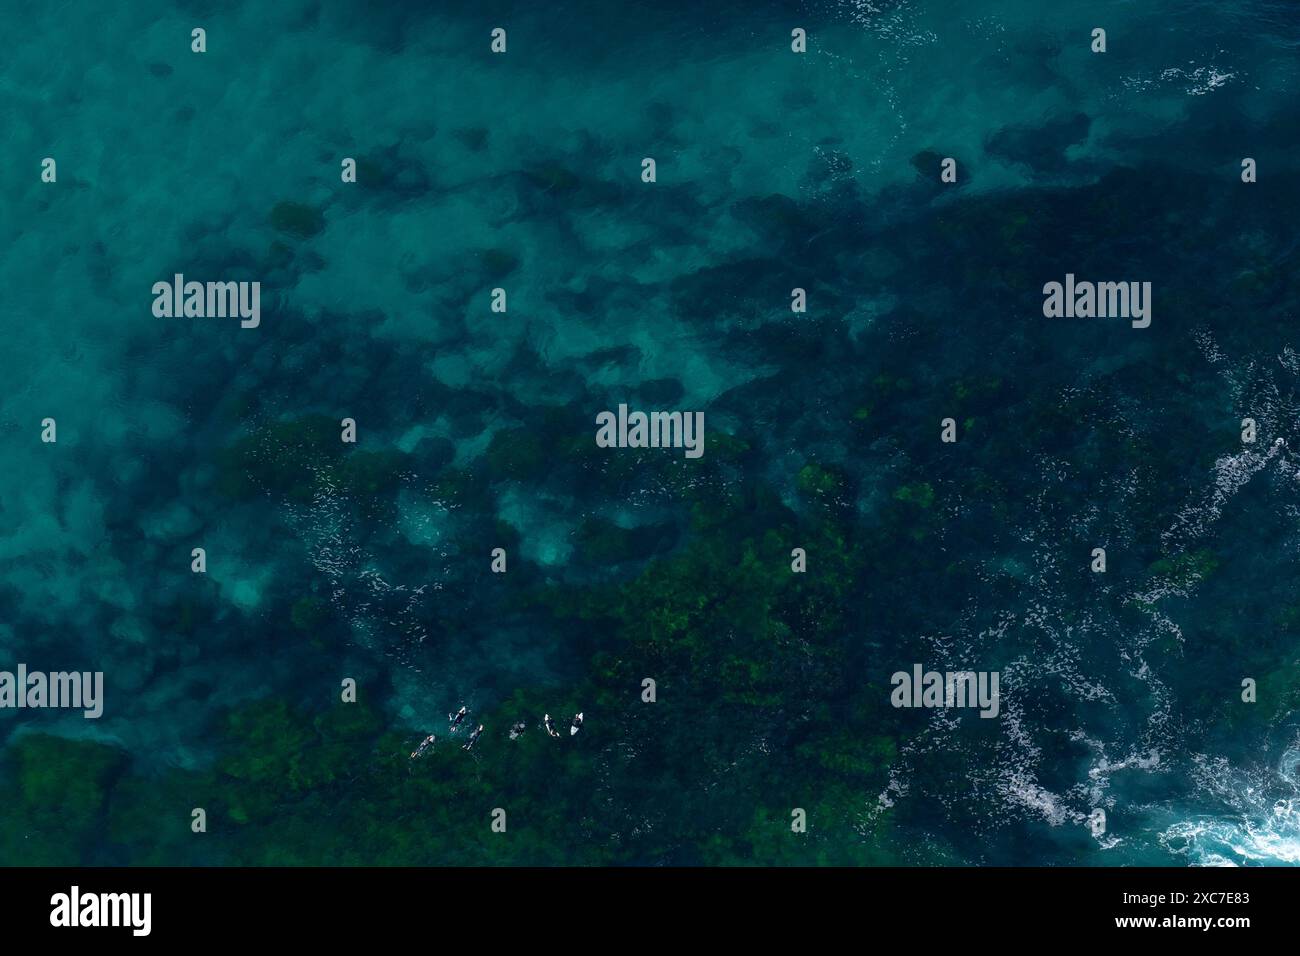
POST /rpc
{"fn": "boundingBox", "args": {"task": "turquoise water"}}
[0,0,1298,865]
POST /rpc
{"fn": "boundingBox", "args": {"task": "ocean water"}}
[0,0,1298,865]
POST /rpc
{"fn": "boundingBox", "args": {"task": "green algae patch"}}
[797,462,847,499]
[216,415,411,504]
[892,482,935,509]
[1147,548,1221,587]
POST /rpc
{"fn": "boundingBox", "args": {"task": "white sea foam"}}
[1159,746,1300,865]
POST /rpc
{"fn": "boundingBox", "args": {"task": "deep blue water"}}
[1,0,1299,865]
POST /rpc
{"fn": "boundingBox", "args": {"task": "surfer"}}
[409,734,436,759]
[544,713,561,738]
[570,712,584,736]
[449,705,467,731]
[463,724,484,751]
[509,721,527,740]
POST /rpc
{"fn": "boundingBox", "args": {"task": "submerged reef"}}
[2,0,1300,868]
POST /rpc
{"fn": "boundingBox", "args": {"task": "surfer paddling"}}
[409,734,436,759]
